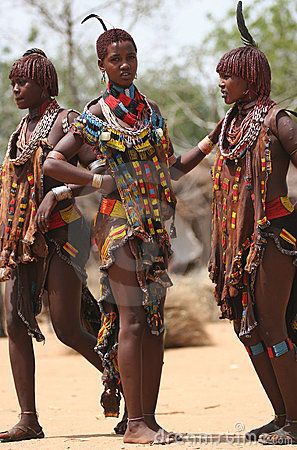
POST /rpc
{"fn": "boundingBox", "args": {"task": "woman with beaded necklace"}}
[209,2,297,445]
[43,15,221,445]
[0,49,119,443]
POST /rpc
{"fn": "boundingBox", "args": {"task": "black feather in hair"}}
[81,13,108,31]
[236,1,257,47]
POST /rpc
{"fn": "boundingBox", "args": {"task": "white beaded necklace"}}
[6,100,61,166]
[219,100,271,160]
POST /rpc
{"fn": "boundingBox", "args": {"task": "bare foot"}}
[123,419,156,444]
[144,414,163,432]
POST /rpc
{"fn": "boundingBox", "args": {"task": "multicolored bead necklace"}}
[219,97,274,160]
[102,82,147,128]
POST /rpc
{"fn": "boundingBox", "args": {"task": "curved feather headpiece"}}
[81,13,108,31]
[23,48,47,58]
[236,1,257,47]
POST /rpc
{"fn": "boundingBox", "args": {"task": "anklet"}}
[128,416,144,422]
[19,411,38,419]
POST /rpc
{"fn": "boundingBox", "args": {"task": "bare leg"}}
[142,297,165,432]
[47,254,103,372]
[234,321,286,418]
[255,240,297,442]
[107,243,158,444]
[235,323,286,440]
[0,272,42,438]
[0,290,6,337]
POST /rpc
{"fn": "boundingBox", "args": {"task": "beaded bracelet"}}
[51,185,73,202]
[47,150,67,161]
[92,174,103,189]
[197,136,215,155]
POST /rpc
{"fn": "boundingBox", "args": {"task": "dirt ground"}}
[0,321,294,449]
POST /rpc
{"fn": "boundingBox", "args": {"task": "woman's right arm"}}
[43,133,94,185]
[43,130,115,194]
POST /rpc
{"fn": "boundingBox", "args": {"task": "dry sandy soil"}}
[0,321,294,449]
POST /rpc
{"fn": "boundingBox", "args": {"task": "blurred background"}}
[0,0,296,345]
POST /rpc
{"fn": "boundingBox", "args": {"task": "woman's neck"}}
[236,98,258,118]
[109,82,135,98]
[28,98,51,120]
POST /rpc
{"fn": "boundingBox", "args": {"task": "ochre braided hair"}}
[9,50,58,97]
[216,1,271,97]
[96,28,137,61]
[216,46,271,97]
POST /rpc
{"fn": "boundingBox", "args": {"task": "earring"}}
[242,89,249,96]
[134,72,138,80]
[101,71,106,84]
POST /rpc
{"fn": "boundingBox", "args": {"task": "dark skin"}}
[43,39,221,445]
[219,72,297,442]
[1,76,106,440]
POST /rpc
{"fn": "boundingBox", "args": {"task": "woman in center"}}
[44,16,219,444]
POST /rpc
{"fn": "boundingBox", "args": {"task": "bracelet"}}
[92,174,103,189]
[51,185,73,202]
[87,160,105,171]
[197,136,215,155]
[47,150,67,161]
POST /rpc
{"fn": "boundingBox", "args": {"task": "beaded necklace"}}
[219,98,274,160]
[6,99,61,166]
[102,82,147,127]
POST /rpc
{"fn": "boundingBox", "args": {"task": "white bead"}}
[156,128,164,138]
[100,131,111,141]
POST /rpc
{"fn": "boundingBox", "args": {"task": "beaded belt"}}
[48,204,81,231]
[99,198,126,219]
[266,196,294,220]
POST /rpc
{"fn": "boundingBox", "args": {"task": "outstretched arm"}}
[170,119,223,180]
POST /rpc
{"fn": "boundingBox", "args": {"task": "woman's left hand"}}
[36,191,57,233]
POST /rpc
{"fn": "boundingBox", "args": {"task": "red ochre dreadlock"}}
[96,29,137,61]
[216,46,271,97]
[9,53,59,97]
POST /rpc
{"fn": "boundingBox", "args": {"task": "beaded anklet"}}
[128,416,144,422]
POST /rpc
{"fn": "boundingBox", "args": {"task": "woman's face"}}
[11,77,44,110]
[100,40,137,88]
[218,73,250,105]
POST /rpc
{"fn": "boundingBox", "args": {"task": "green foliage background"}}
[0,0,296,160]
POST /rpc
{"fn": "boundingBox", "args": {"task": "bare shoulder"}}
[264,105,296,138]
[58,108,79,124]
[88,99,104,120]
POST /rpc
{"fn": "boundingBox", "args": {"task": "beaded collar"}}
[102,82,146,127]
[6,99,61,166]
[219,97,274,160]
